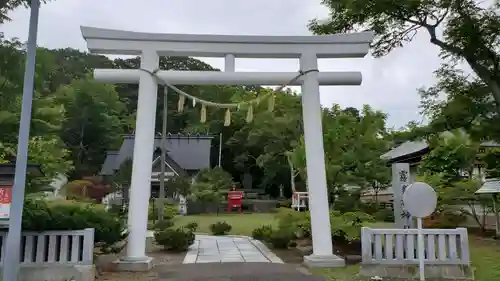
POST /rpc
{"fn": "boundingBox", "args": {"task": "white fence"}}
[0,228,94,265]
[361,227,470,265]
[102,191,123,210]
[291,192,308,211]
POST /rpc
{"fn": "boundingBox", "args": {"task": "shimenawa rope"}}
[139,68,318,125]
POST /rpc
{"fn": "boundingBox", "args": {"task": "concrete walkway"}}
[183,234,283,264]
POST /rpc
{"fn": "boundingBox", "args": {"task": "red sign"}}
[227,190,243,213]
[0,186,12,204]
[0,186,12,220]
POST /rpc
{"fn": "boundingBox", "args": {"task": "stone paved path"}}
[183,234,283,264]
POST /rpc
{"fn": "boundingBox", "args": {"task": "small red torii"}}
[227,187,243,213]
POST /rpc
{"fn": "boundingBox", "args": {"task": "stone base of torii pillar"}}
[304,255,346,268]
[113,257,154,272]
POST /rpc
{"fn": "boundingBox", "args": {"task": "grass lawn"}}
[173,213,500,281]
[173,213,278,236]
[172,213,392,236]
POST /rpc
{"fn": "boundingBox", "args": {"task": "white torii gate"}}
[81,26,374,270]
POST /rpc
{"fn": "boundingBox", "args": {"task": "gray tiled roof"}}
[381,139,500,161]
[100,133,214,176]
[479,140,500,148]
[100,151,119,175]
[380,140,428,161]
[476,179,500,194]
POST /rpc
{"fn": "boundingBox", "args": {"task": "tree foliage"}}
[0,136,73,192]
[54,78,127,178]
[62,177,111,202]
[0,0,52,24]
[419,129,478,183]
[195,167,235,191]
[311,0,500,110]
[290,105,390,196]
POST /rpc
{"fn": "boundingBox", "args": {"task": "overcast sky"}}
[0,0,444,128]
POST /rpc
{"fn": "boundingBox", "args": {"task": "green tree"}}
[196,167,235,191]
[167,175,191,197]
[110,158,133,201]
[291,104,389,197]
[420,65,500,141]
[418,130,500,232]
[358,158,391,202]
[0,0,52,24]
[54,78,127,178]
[428,174,490,231]
[231,89,304,194]
[419,129,478,183]
[386,121,432,146]
[34,48,115,95]
[0,37,64,142]
[311,0,500,110]
[482,148,500,179]
[0,136,73,192]
[184,87,304,196]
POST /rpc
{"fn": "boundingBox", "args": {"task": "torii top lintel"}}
[80,26,375,59]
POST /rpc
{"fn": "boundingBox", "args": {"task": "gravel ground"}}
[155,263,323,281]
[95,238,185,281]
[94,238,315,281]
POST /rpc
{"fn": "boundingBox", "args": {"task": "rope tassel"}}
[246,105,254,123]
[177,95,185,113]
[200,104,207,123]
[224,108,231,126]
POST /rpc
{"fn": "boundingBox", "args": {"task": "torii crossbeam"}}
[81,26,374,270]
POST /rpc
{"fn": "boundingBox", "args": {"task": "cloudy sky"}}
[0,0,444,128]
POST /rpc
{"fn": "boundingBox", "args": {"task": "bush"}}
[107,204,127,219]
[330,211,374,242]
[62,177,112,202]
[22,199,126,249]
[188,187,221,203]
[374,208,394,222]
[148,204,177,221]
[167,176,191,197]
[333,191,363,213]
[196,167,235,191]
[252,225,273,241]
[184,222,199,232]
[153,219,174,231]
[154,227,195,251]
[209,221,232,235]
[424,210,467,229]
[359,202,380,215]
[267,228,295,249]
[273,208,374,244]
[276,199,292,208]
[275,208,311,238]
